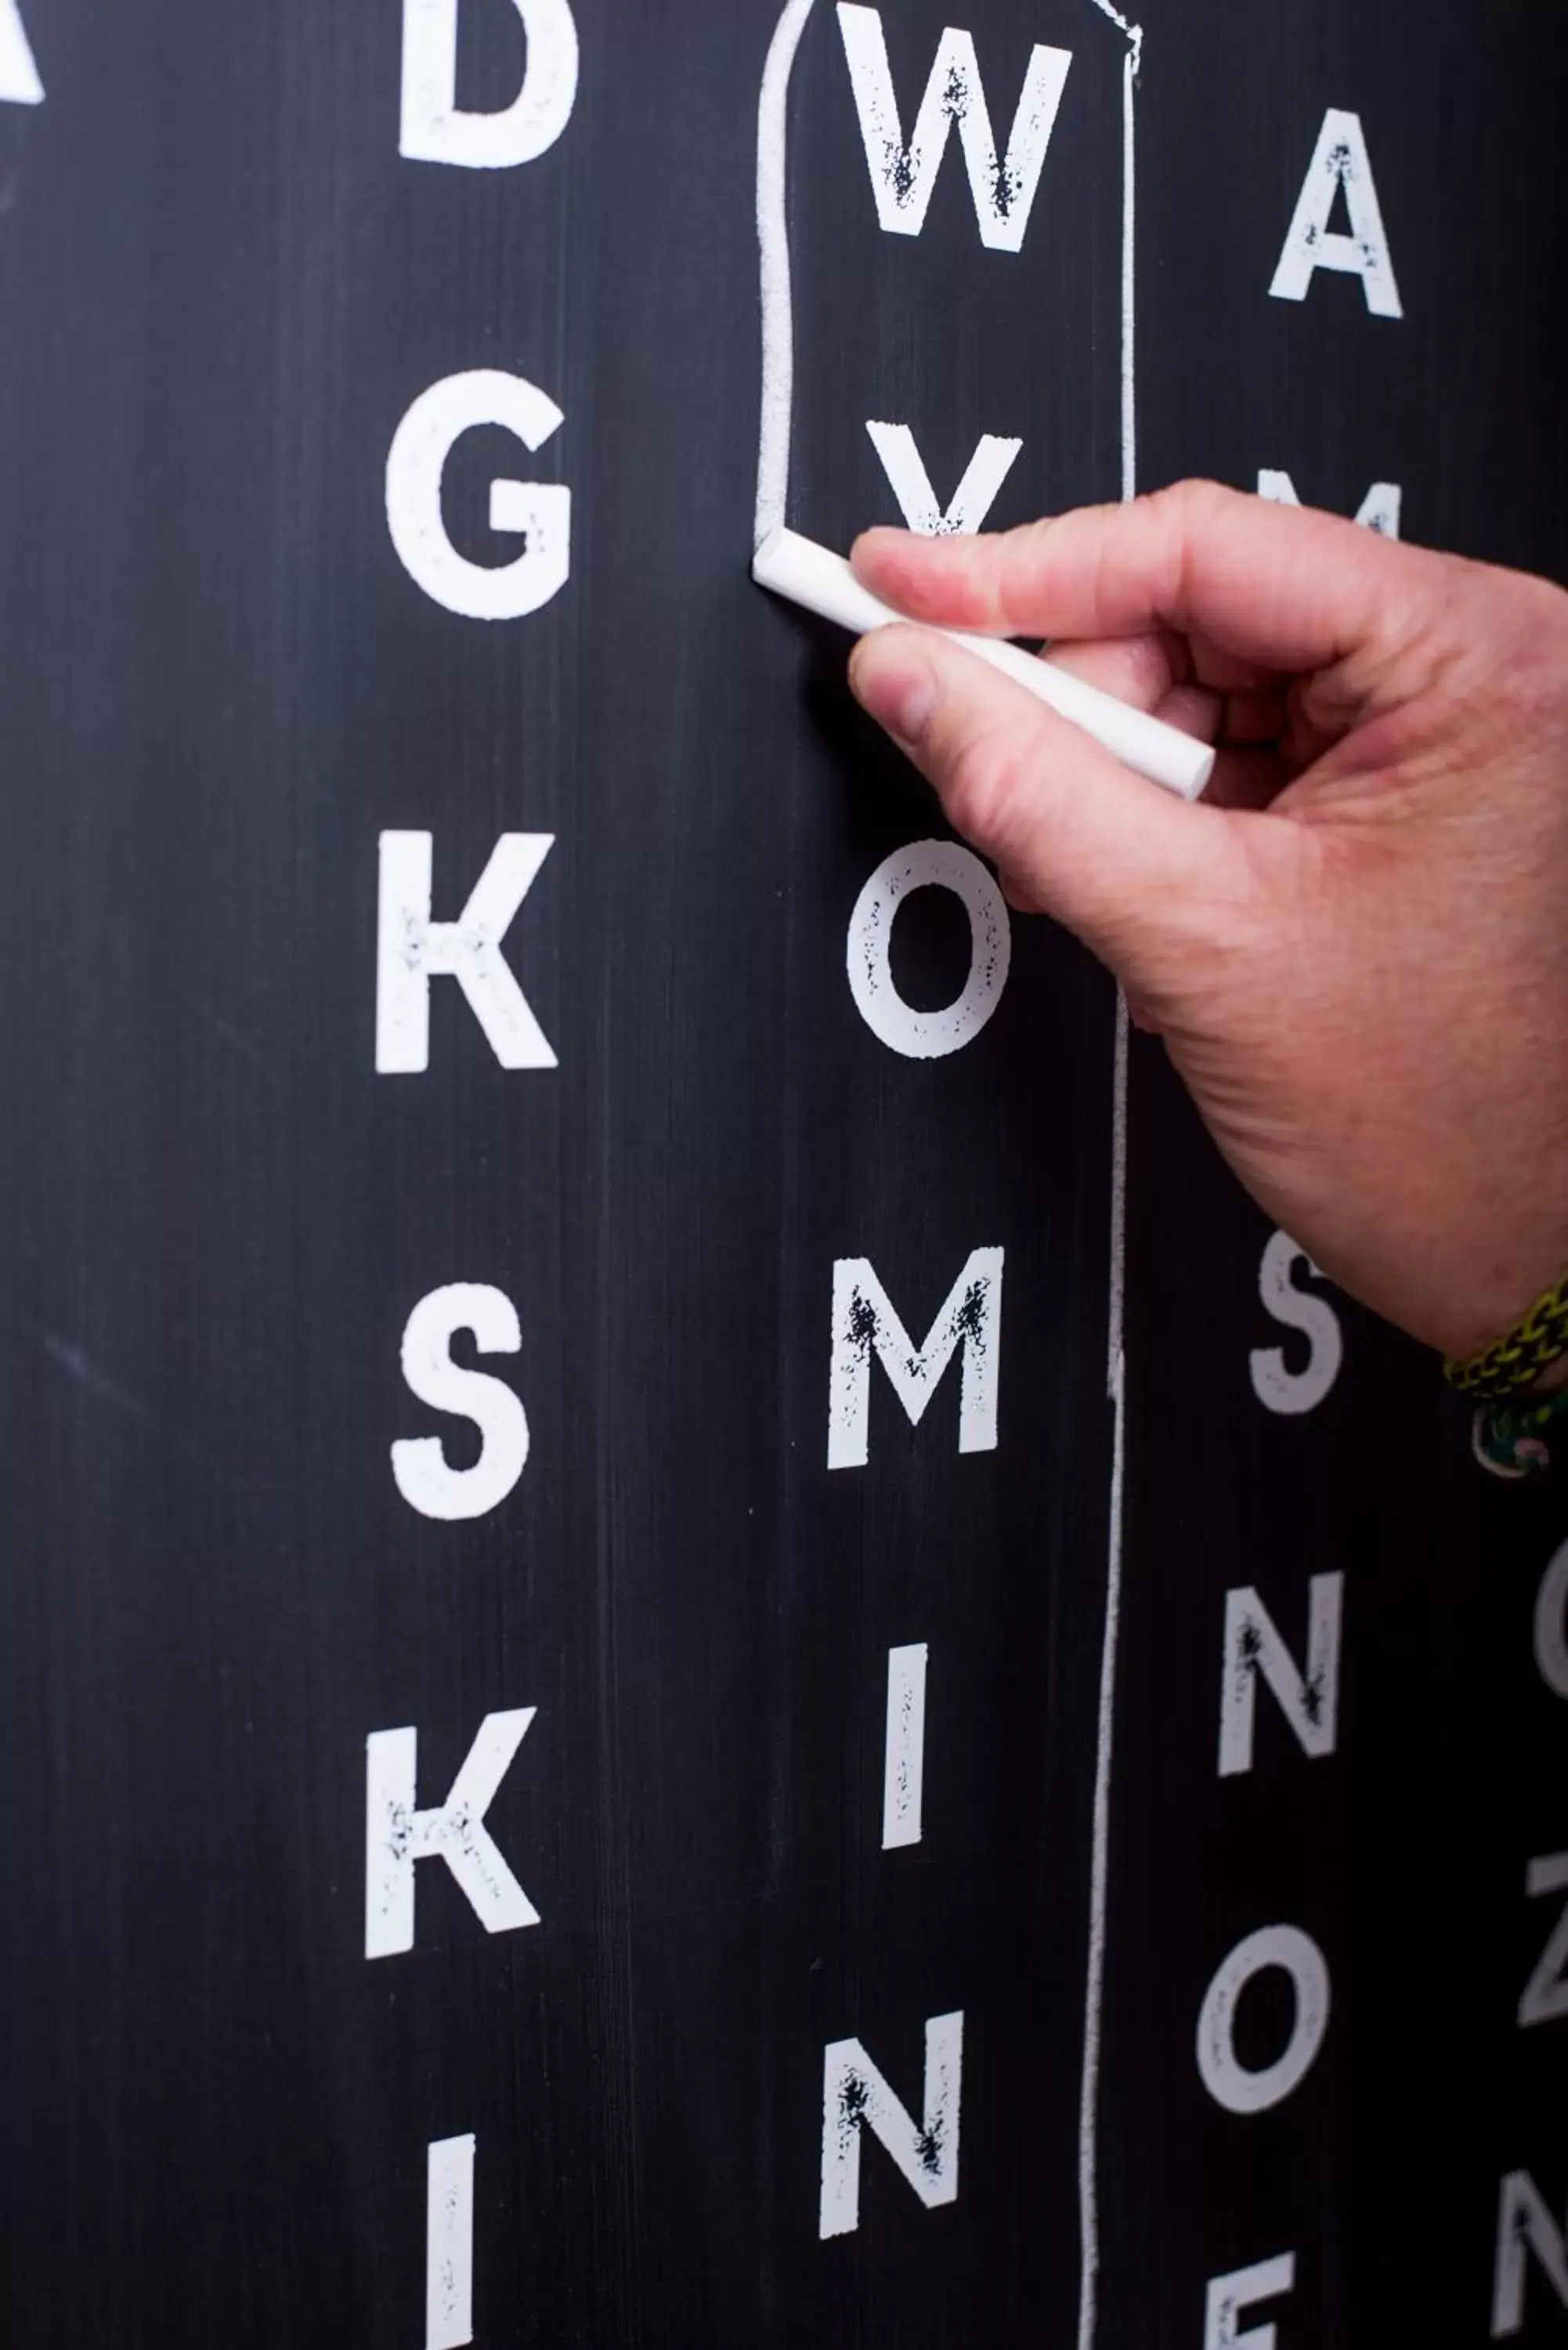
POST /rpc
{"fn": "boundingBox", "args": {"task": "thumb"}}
[847,622,1264,990]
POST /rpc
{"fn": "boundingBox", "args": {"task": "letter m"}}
[828,1248,1003,1470]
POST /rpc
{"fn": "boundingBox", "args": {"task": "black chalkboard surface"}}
[0,2,1563,2343]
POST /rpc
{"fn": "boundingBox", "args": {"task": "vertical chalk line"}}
[755,0,819,548]
[1088,0,1142,519]
[1078,25,1141,2350]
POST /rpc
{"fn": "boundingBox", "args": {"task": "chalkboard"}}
[0,1,1563,2343]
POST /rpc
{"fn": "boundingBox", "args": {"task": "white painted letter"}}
[836,5,1071,251]
[865,421,1021,536]
[1205,2254,1296,2350]
[882,1643,928,1849]
[386,371,570,620]
[820,2012,963,2237]
[1493,2171,1568,2336]
[392,1284,529,1522]
[426,2134,475,2349]
[1257,471,1401,540]
[1269,108,1403,319]
[829,1247,1003,1470]
[1534,1538,1568,1699]
[1196,1925,1331,2116]
[847,841,1010,1060]
[1248,1233,1344,1413]
[377,830,555,1074]
[1519,1854,1568,2030]
[400,0,577,168]
[1219,1574,1343,1778]
[365,1710,540,1958]
[0,0,42,103]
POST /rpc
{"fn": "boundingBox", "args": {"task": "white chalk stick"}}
[752,526,1215,802]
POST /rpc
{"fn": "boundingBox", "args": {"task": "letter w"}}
[836,5,1071,251]
[828,1248,1003,1470]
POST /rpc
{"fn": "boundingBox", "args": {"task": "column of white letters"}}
[374,6,581,2338]
[1200,1570,1338,2326]
[1491,1535,1568,2334]
[817,1,1077,2242]
[1208,107,1407,2334]
[839,0,1066,551]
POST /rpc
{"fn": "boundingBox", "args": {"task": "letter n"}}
[1218,1574,1343,1777]
[820,2012,963,2237]
[1493,2171,1568,2336]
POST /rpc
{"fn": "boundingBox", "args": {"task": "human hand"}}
[846,482,1568,1365]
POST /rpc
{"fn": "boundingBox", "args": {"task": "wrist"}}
[1443,1264,1568,1403]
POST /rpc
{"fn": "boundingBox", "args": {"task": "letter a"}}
[1270,108,1403,319]
[1257,472,1401,541]
[0,0,42,104]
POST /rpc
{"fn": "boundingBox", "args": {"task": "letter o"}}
[1534,1538,1568,1699]
[385,370,571,620]
[1196,1925,1331,2116]
[846,841,1010,1059]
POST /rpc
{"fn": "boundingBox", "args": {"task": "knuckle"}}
[941,716,1032,850]
[1160,479,1231,537]
[996,516,1068,631]
[1142,481,1232,619]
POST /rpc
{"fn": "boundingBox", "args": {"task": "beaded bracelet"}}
[1443,1269,1568,1402]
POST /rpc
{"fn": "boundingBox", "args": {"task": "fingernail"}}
[851,640,937,747]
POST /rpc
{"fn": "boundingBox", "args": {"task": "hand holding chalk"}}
[753,525,1215,801]
[844,481,1568,1369]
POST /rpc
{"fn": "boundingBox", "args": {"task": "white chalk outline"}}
[755,0,818,548]
[1080,18,1140,2348]
[753,9,1141,2342]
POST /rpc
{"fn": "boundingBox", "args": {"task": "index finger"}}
[851,479,1437,680]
